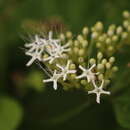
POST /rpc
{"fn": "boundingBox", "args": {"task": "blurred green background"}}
[0,0,130,130]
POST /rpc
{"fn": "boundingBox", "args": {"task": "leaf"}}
[114,89,130,129]
[0,96,23,130]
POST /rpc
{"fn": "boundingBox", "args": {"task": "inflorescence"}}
[24,11,130,103]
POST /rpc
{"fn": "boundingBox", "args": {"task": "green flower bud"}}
[105,62,111,69]
[96,42,101,48]
[73,47,79,53]
[81,40,88,47]
[82,27,89,35]
[97,64,104,70]
[97,52,103,60]
[78,57,84,62]
[102,59,107,65]
[70,74,77,79]
[116,26,123,35]
[106,38,111,45]
[112,66,118,72]
[66,31,72,38]
[105,80,110,86]
[123,10,130,18]
[67,40,73,46]
[107,46,114,52]
[112,35,118,42]
[107,30,114,37]
[95,21,103,31]
[123,20,129,28]
[109,24,116,30]
[43,54,49,59]
[98,74,104,80]
[91,32,98,39]
[78,49,85,56]
[74,40,79,47]
[89,58,96,65]
[121,32,128,39]
[69,63,76,70]
[81,80,87,85]
[109,57,115,63]
[60,33,65,41]
[77,35,83,42]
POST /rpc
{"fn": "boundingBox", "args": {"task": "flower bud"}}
[70,63,76,70]
[74,40,79,47]
[112,35,118,42]
[98,74,104,80]
[77,35,83,42]
[102,59,107,64]
[81,40,88,47]
[66,31,72,38]
[116,26,123,35]
[91,32,98,39]
[107,30,114,36]
[78,49,85,56]
[107,46,114,52]
[59,33,65,41]
[95,21,103,31]
[123,10,130,18]
[97,52,103,60]
[81,80,87,85]
[78,57,84,62]
[96,42,101,48]
[106,38,111,45]
[89,58,96,65]
[82,27,89,35]
[109,57,115,63]
[112,66,118,72]
[105,62,111,69]
[97,64,104,70]
[121,32,128,39]
[73,47,79,53]
[123,20,129,28]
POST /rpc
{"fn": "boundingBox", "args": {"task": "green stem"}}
[45,100,93,125]
[88,39,95,58]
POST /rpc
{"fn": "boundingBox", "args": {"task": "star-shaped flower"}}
[56,60,76,81]
[47,31,60,45]
[25,35,45,53]
[88,80,110,103]
[26,47,43,66]
[76,64,98,83]
[25,35,46,66]
[43,70,61,90]
[43,50,64,64]
[44,43,70,64]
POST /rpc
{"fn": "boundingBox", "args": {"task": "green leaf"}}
[0,96,23,130]
[114,89,130,129]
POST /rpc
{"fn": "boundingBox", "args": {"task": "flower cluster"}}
[24,11,130,103]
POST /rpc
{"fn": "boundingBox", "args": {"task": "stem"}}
[45,100,94,126]
[88,39,95,58]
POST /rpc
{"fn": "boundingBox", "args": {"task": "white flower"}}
[56,60,76,81]
[43,70,61,90]
[76,64,98,83]
[44,43,70,64]
[26,47,44,66]
[88,80,110,104]
[25,35,45,53]
[43,50,64,64]
[25,35,46,66]
[47,31,60,45]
